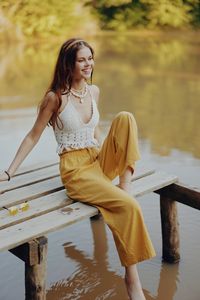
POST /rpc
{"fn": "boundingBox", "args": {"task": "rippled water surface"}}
[0,32,200,300]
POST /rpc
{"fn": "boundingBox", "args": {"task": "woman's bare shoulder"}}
[90,84,100,94]
[90,84,100,102]
[45,90,58,102]
[42,91,59,111]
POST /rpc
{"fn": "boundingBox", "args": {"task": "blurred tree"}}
[89,0,147,30]
[141,0,192,28]
[92,0,132,7]
[184,0,200,26]
[89,0,200,29]
[1,0,200,41]
[0,0,96,40]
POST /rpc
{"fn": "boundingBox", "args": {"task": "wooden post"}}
[25,236,48,300]
[160,196,180,263]
[155,182,200,210]
[10,240,40,266]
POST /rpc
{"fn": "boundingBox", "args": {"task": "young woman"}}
[0,38,156,300]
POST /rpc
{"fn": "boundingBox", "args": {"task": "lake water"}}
[0,32,200,300]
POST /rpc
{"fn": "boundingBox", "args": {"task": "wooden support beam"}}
[25,236,48,300]
[9,240,39,266]
[155,183,200,210]
[160,196,180,263]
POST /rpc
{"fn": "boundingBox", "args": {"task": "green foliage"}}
[93,0,132,8]
[1,0,200,41]
[0,0,95,39]
[141,0,192,27]
[184,0,200,26]
[91,1,147,30]
[91,0,200,30]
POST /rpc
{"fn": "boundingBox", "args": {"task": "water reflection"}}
[46,216,179,300]
[1,34,199,159]
[46,216,128,300]
[155,263,179,300]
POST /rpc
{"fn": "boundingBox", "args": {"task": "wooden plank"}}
[0,171,178,251]
[15,161,58,177]
[0,171,173,230]
[0,190,72,230]
[0,165,59,194]
[0,177,63,209]
[155,182,200,210]
[113,167,155,185]
[0,168,155,208]
[0,202,99,252]
[132,168,155,181]
[130,171,178,197]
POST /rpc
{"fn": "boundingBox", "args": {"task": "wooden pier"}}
[0,161,199,300]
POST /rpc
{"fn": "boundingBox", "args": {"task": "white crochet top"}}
[54,87,100,154]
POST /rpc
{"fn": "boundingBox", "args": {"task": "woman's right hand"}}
[0,171,10,182]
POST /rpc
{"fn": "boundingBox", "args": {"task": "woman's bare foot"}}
[125,265,146,300]
[125,275,146,300]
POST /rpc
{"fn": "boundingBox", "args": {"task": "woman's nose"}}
[85,59,91,66]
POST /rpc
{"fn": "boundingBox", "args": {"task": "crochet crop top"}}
[54,86,100,154]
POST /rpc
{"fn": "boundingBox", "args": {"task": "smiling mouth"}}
[82,68,92,72]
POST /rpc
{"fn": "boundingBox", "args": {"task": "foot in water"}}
[125,274,146,300]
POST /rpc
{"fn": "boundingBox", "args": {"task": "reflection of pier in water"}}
[46,216,179,300]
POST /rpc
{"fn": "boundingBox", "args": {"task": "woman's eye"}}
[77,57,93,62]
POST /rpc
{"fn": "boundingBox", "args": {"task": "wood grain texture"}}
[160,196,180,263]
[9,240,39,266]
[0,165,59,194]
[0,171,178,252]
[25,237,48,300]
[0,177,63,208]
[0,190,72,230]
[155,182,200,210]
[0,202,98,252]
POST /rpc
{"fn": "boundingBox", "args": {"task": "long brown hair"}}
[40,38,94,128]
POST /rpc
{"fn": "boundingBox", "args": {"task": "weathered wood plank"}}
[155,182,200,210]
[0,165,59,194]
[15,161,58,177]
[0,171,178,251]
[0,171,176,230]
[0,190,73,230]
[0,177,63,209]
[0,202,99,252]
[130,171,178,197]
[132,169,155,181]
[0,168,155,208]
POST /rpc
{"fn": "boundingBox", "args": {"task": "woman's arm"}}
[0,92,58,181]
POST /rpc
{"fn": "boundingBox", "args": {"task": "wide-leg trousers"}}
[59,112,156,267]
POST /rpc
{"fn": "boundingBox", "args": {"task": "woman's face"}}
[73,46,94,81]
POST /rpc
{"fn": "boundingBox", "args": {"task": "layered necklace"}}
[70,84,88,104]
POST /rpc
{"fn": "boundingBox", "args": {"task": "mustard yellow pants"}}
[59,112,156,267]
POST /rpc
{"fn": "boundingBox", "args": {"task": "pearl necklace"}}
[70,84,88,104]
